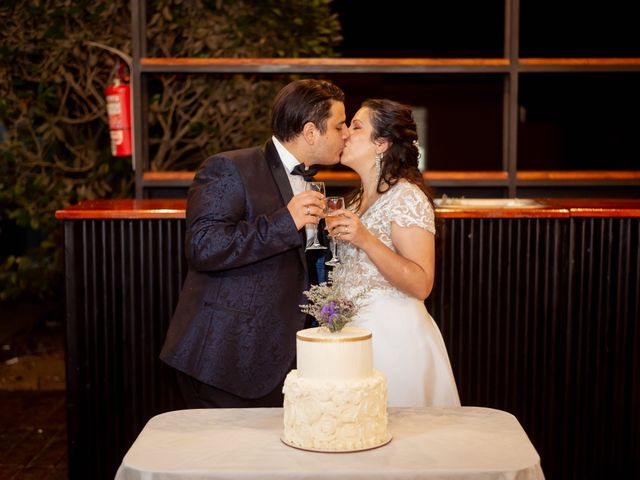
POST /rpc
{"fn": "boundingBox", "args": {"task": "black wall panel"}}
[64,216,640,479]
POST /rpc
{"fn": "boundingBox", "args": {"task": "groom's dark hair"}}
[271,79,345,142]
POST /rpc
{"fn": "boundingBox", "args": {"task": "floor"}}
[0,302,67,479]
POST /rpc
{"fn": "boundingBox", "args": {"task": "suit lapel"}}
[263,140,308,274]
[264,140,293,204]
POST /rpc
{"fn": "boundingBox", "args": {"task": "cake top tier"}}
[297,326,372,343]
[295,326,373,380]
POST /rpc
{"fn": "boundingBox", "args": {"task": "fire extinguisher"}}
[105,62,132,156]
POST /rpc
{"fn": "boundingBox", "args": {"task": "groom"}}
[160,79,349,408]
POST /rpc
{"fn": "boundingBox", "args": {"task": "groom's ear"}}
[302,122,317,145]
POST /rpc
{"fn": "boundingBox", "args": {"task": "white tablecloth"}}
[115,407,544,480]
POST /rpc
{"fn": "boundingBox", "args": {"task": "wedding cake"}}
[282,326,391,452]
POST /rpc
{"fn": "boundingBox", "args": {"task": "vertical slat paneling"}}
[566,217,640,479]
[632,218,640,480]
[63,221,79,479]
[66,214,639,479]
[66,218,186,479]
[429,215,639,480]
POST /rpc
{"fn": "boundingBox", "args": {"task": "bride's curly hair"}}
[346,99,435,212]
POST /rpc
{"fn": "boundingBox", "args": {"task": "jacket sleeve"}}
[184,154,302,272]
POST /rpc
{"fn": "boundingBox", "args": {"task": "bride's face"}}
[341,107,377,169]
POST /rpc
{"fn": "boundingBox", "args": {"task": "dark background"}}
[328,1,640,173]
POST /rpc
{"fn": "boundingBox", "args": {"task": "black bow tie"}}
[290,163,318,182]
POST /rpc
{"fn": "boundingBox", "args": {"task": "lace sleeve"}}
[389,183,436,235]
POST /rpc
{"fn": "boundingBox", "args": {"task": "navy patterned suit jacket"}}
[160,140,310,399]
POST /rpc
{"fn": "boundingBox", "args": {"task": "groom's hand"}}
[287,190,325,230]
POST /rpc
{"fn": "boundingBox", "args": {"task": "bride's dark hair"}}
[346,99,435,212]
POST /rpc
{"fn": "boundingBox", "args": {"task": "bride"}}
[328,99,460,407]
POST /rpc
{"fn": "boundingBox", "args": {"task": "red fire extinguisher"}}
[105,62,132,156]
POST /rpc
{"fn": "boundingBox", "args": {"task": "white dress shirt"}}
[271,136,313,244]
[272,136,306,196]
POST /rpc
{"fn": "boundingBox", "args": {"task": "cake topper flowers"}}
[300,272,369,333]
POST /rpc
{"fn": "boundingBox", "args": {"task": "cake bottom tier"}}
[282,370,390,452]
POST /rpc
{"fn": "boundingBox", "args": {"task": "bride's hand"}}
[326,209,372,249]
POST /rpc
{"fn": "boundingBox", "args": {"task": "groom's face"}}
[310,101,349,166]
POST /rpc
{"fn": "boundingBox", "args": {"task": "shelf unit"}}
[130,0,640,199]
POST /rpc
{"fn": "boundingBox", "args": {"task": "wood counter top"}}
[55,198,640,220]
[55,199,187,219]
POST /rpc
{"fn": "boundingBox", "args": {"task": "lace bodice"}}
[332,180,435,300]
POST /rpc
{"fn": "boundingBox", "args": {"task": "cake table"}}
[115,406,544,479]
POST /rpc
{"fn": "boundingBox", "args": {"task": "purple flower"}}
[320,301,337,323]
[299,274,369,332]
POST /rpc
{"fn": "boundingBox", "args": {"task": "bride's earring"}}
[374,152,383,180]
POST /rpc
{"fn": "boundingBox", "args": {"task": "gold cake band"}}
[296,332,372,343]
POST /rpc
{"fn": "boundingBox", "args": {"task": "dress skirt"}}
[351,292,461,408]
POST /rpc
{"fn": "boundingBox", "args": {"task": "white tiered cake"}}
[282,326,391,452]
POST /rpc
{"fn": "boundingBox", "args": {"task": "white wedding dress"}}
[333,180,461,407]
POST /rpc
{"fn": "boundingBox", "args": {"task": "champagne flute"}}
[324,196,345,266]
[304,182,327,251]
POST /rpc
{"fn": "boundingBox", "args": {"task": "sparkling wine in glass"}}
[305,182,327,251]
[324,196,345,266]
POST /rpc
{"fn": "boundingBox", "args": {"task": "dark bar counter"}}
[55,199,640,480]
